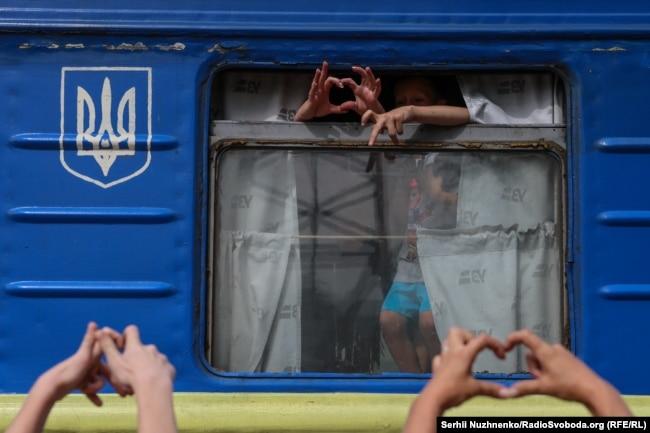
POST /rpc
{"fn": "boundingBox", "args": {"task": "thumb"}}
[338,101,357,112]
[476,380,507,399]
[499,380,543,398]
[77,322,97,355]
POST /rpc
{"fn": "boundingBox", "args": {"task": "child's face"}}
[394,79,436,107]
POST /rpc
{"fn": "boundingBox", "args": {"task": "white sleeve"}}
[457,73,563,125]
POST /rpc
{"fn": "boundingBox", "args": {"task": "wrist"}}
[582,378,630,416]
[419,380,449,412]
[133,373,174,396]
[31,371,64,406]
[403,105,416,122]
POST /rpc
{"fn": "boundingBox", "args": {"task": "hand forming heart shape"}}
[294,61,385,122]
[38,322,175,408]
[419,328,631,417]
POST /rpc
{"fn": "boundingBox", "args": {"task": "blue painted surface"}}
[0,1,648,395]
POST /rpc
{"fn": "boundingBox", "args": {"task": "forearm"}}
[583,380,632,417]
[134,378,178,433]
[407,106,469,126]
[403,384,444,433]
[5,374,59,433]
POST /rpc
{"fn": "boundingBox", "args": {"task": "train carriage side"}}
[1,1,650,430]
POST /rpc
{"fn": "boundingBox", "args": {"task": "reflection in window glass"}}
[210,148,562,374]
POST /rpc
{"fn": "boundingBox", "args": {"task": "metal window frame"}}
[205,121,567,380]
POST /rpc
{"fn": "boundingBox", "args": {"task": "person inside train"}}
[294,61,469,144]
[402,328,632,433]
[5,323,177,433]
[380,153,461,373]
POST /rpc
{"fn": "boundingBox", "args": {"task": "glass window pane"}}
[210,148,563,375]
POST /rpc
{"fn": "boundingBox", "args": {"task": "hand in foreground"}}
[340,66,384,116]
[402,328,507,433]
[100,325,177,433]
[5,322,108,433]
[500,329,631,416]
[294,61,348,121]
[99,325,175,395]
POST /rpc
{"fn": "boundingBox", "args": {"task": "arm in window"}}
[362,106,470,145]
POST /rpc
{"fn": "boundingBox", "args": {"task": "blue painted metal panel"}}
[0,2,648,395]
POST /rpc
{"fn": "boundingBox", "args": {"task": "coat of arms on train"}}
[59,67,152,188]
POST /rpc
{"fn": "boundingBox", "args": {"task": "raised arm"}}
[5,322,105,433]
[501,329,631,416]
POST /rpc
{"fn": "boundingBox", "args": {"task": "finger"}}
[320,61,328,87]
[83,375,105,395]
[99,331,122,365]
[395,116,404,135]
[366,66,376,83]
[368,120,385,146]
[526,352,543,377]
[123,325,142,349]
[446,327,474,349]
[374,78,382,97]
[101,327,125,349]
[352,66,369,83]
[361,110,377,126]
[506,329,545,353]
[432,355,441,372]
[145,344,158,355]
[324,76,343,92]
[386,119,399,145]
[467,334,507,360]
[499,379,544,398]
[78,322,97,354]
[85,392,103,407]
[476,380,507,399]
[341,77,359,91]
[338,101,357,112]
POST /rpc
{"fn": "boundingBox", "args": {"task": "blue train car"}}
[1,1,650,430]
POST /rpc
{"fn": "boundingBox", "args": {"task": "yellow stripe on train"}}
[1,393,649,432]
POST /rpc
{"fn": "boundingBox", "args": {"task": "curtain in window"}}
[458,73,564,125]
[213,152,301,372]
[418,152,561,373]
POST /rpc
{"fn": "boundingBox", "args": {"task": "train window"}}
[207,69,566,377]
[207,139,564,375]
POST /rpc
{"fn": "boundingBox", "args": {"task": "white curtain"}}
[418,152,561,373]
[217,71,311,122]
[213,152,301,372]
[458,73,564,125]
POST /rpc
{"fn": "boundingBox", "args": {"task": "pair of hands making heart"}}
[6,322,177,433]
[43,322,175,406]
[294,61,385,121]
[404,328,631,433]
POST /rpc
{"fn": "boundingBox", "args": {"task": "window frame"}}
[205,121,567,381]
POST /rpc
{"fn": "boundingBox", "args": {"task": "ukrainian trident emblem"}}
[60,67,152,188]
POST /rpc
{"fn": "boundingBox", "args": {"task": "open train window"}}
[207,69,567,377]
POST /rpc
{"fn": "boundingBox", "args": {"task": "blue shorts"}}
[381,282,432,321]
